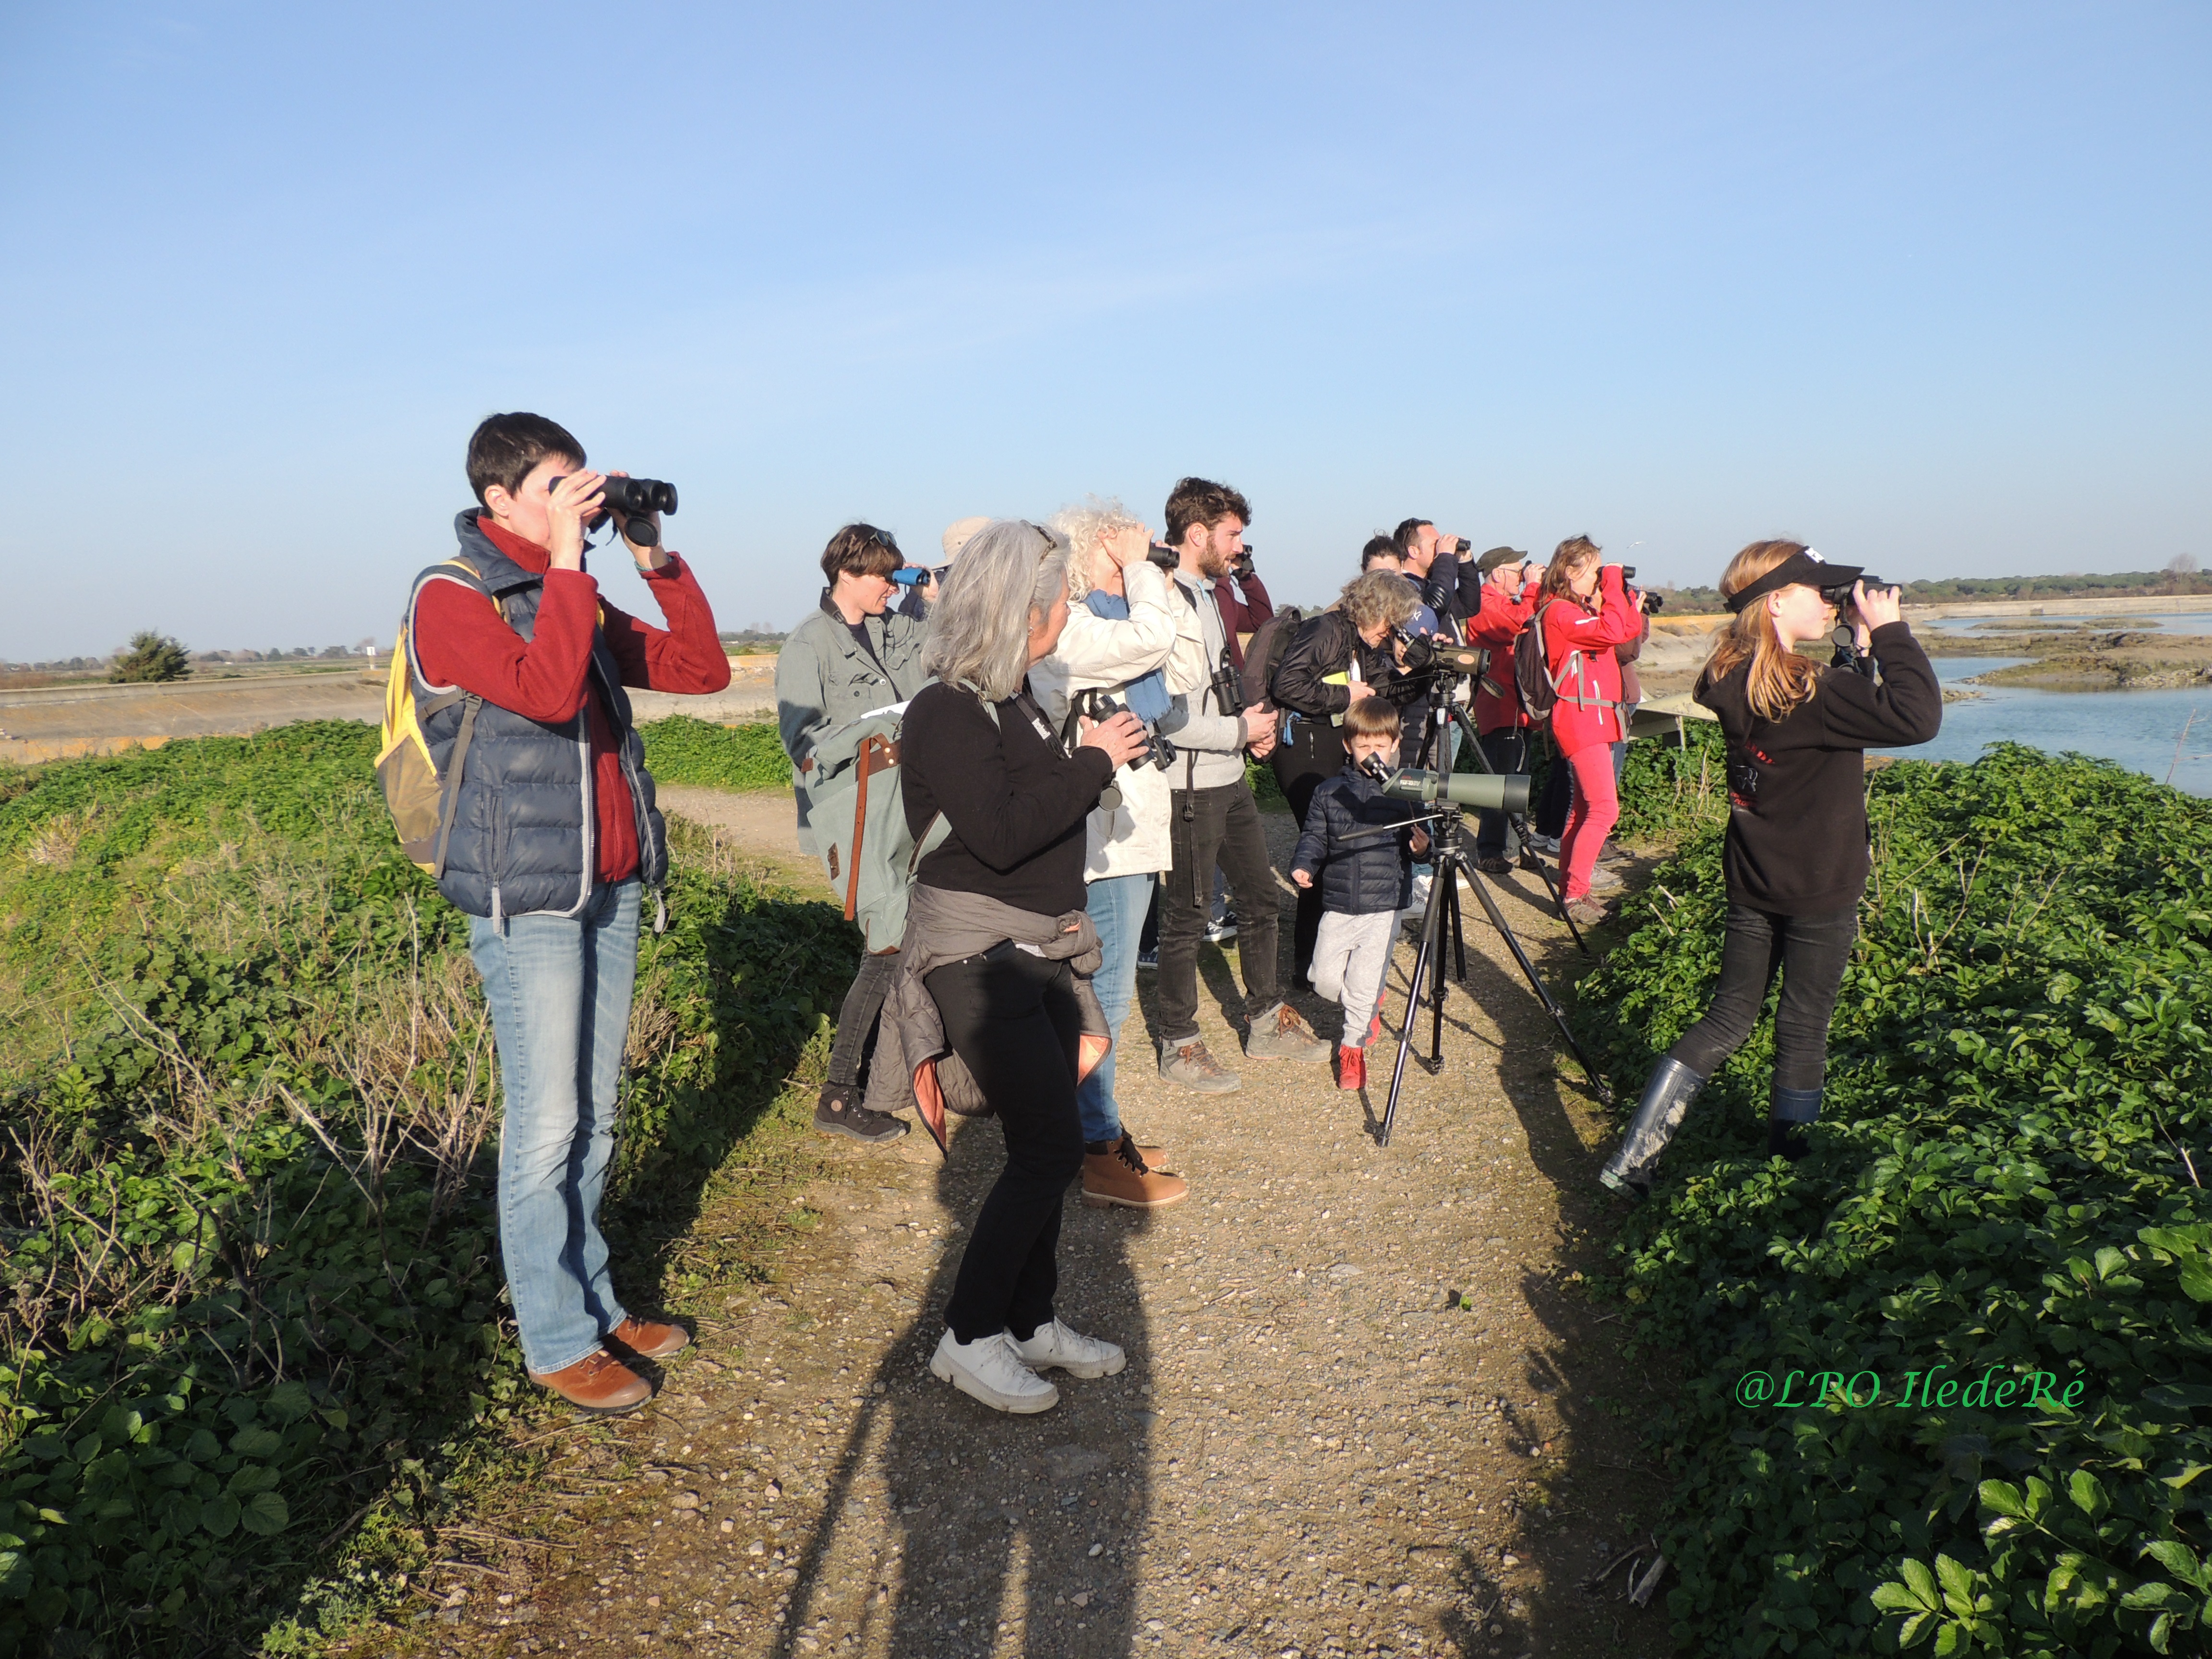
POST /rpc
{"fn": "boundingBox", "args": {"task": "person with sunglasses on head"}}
[776,521,933,1144]
[1598,541,1940,1198]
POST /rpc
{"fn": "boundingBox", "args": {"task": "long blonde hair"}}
[1704,539,1820,721]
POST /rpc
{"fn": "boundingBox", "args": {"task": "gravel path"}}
[425,795,1677,1659]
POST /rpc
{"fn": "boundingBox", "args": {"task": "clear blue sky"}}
[3,3,2206,661]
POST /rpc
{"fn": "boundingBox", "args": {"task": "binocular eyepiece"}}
[547,474,680,546]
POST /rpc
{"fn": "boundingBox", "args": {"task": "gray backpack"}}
[804,685,997,952]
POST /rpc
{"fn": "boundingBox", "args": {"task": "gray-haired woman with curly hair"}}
[898,520,1150,1413]
[1267,568,1426,985]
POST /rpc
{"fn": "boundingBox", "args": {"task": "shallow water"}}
[1883,657,2212,796]
[1925,611,2212,637]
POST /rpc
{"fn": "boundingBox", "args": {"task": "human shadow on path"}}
[770,1118,1159,1657]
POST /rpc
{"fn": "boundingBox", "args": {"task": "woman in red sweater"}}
[1535,536,1645,923]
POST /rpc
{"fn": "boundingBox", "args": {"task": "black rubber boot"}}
[1598,1057,1707,1198]
[1767,1085,1821,1162]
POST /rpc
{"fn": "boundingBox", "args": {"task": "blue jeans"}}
[469,878,640,1375]
[1079,872,1153,1145]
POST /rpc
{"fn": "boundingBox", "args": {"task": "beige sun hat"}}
[941,517,990,559]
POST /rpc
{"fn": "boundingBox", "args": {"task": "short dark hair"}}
[821,523,904,585]
[1164,477,1251,548]
[1391,518,1433,556]
[1359,535,1401,570]
[467,412,584,506]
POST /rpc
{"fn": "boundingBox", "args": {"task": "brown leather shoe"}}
[607,1317,690,1360]
[1082,1135,1190,1210]
[528,1350,651,1414]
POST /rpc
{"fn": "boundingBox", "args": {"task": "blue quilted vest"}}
[403,510,667,921]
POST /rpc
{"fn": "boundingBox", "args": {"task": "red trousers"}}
[1560,745,1619,901]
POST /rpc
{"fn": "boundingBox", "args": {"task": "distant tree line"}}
[1656,559,2211,615]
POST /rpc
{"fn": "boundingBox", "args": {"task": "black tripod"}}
[1367,682,1610,1146]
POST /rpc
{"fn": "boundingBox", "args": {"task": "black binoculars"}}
[547,474,680,546]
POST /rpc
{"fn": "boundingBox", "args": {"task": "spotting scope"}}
[1378,766,1531,814]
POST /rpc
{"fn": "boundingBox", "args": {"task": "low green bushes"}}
[639,714,791,791]
[0,725,858,1654]
[1574,745,2212,1656]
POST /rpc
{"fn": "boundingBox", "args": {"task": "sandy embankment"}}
[0,657,781,764]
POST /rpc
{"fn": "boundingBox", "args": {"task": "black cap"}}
[1723,548,1864,614]
[1476,545,1530,574]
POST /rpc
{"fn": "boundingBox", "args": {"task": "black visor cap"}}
[1724,550,1865,614]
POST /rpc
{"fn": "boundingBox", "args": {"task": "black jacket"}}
[1695,620,1942,914]
[1291,764,1422,916]
[1270,611,1423,720]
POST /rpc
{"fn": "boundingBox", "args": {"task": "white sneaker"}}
[1526,833,1561,856]
[1011,1318,1127,1379]
[929,1329,1059,1414]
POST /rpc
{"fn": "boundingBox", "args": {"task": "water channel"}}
[1880,655,2212,797]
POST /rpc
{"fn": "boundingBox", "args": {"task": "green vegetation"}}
[107,632,192,684]
[1574,743,2212,1656]
[638,714,792,792]
[0,724,860,1655]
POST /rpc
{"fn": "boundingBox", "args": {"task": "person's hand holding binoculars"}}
[1848,579,1902,650]
[1103,523,1154,571]
[1079,709,1150,769]
[543,469,607,572]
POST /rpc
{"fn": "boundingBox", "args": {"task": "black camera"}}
[547,474,680,547]
[1073,689,1175,771]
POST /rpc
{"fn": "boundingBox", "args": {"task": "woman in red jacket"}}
[1535,536,1645,924]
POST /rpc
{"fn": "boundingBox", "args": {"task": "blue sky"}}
[2,3,2206,660]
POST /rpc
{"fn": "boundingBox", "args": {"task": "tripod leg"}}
[1508,810,1589,956]
[1458,852,1613,1105]
[1382,855,1448,1147]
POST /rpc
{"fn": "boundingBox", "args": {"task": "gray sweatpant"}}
[1312,909,1397,1043]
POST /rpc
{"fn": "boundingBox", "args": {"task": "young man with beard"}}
[1153,477,1332,1092]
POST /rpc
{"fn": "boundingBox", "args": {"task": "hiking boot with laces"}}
[1476,854,1514,875]
[814,1084,909,1144]
[1159,1038,1241,1094]
[606,1317,689,1360]
[929,1329,1058,1413]
[1565,895,1610,929]
[528,1349,651,1415]
[1082,1134,1190,1209]
[1011,1318,1126,1378]
[1244,1000,1332,1064]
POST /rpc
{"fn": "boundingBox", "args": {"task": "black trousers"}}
[927,946,1086,1344]
[1273,713,1345,982]
[1472,728,1528,858]
[1534,737,1572,839]
[825,950,898,1091]
[1159,781,1283,1044]
[1666,902,1858,1092]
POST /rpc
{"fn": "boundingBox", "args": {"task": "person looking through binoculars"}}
[1269,568,1428,986]
[1598,541,1940,1198]
[776,523,933,1144]
[1532,537,1646,926]
[1029,499,1190,1209]
[1464,548,1542,872]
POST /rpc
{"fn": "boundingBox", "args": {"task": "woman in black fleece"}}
[898,520,1148,1413]
[1598,540,1941,1197]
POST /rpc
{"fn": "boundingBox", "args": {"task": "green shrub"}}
[0,724,858,1654]
[639,715,791,792]
[1574,745,2212,1656]
[108,632,191,684]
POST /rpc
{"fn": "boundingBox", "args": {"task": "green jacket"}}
[776,593,930,854]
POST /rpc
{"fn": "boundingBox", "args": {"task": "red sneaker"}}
[1337,1044,1366,1091]
[1365,1011,1384,1047]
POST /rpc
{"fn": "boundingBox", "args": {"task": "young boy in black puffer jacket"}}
[1289,697,1431,1091]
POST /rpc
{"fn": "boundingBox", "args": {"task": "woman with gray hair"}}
[898,520,1150,1413]
[1268,567,1426,986]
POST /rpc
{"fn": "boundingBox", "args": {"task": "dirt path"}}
[413,794,1676,1659]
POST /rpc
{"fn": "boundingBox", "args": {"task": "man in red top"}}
[1463,548,1540,872]
[409,412,729,1414]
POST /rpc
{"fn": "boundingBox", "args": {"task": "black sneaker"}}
[814,1085,909,1144]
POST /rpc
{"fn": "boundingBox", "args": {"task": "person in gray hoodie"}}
[775,522,931,1143]
[1153,477,1333,1091]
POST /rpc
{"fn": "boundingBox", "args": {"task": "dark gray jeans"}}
[1667,902,1858,1092]
[825,950,899,1092]
[1158,781,1281,1045]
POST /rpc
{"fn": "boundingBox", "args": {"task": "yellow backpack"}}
[374,559,490,877]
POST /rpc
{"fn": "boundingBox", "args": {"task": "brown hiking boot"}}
[528,1349,651,1415]
[1082,1135,1190,1209]
[1565,895,1610,929]
[607,1317,690,1360]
